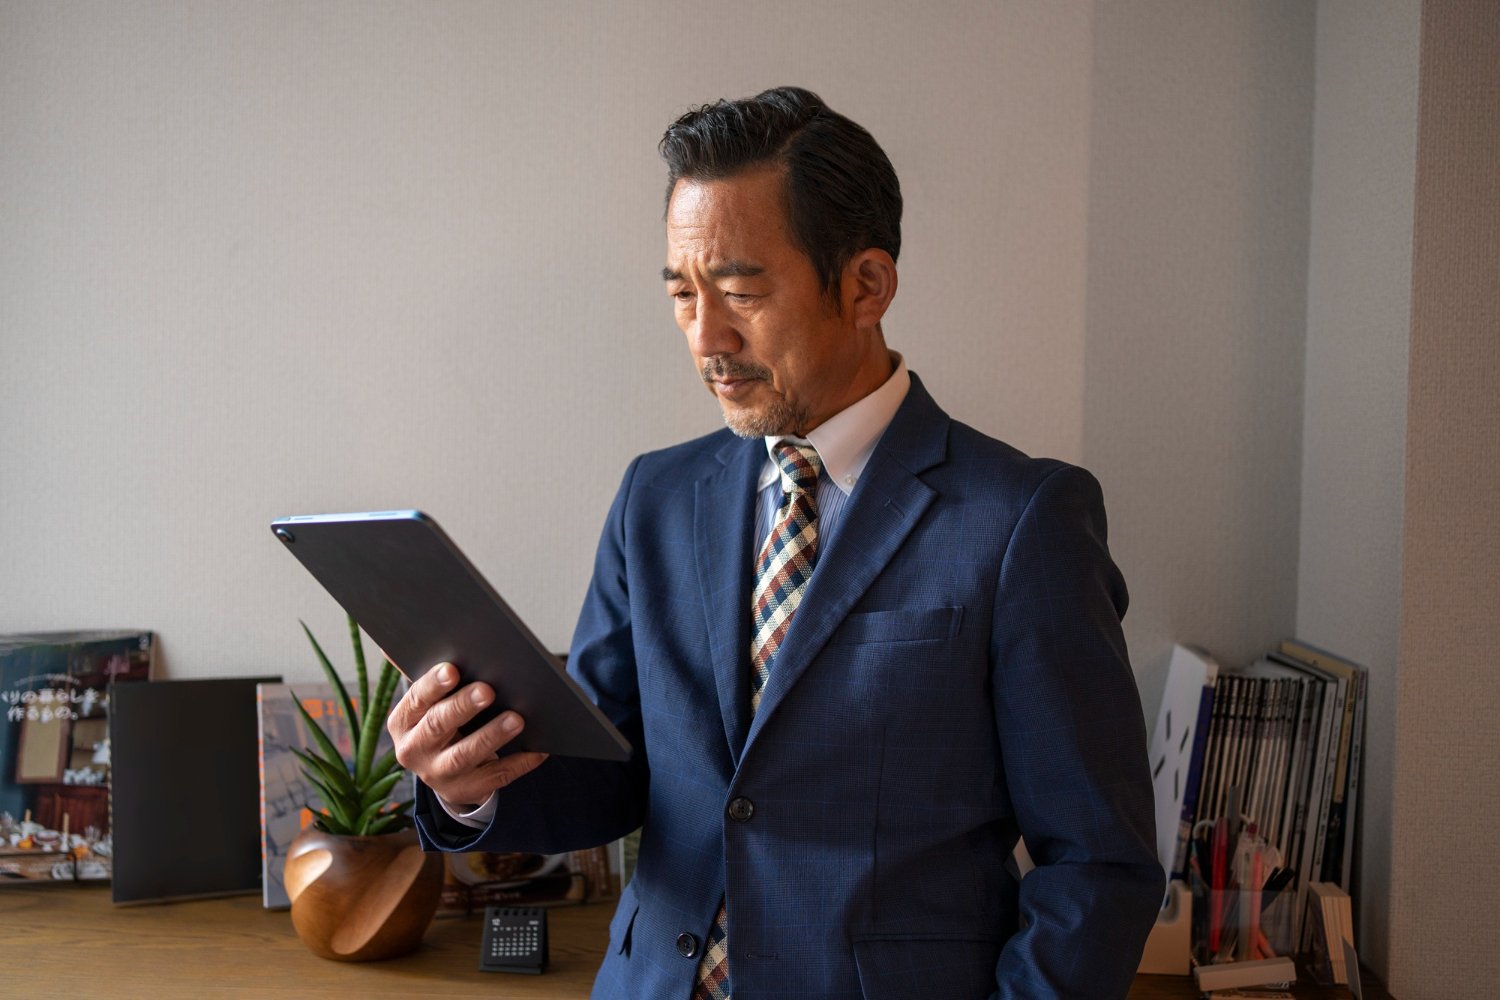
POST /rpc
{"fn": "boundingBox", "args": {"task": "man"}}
[390,86,1163,999]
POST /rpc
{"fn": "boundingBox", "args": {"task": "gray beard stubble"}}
[701,357,808,439]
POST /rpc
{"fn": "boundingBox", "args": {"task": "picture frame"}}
[15,712,71,784]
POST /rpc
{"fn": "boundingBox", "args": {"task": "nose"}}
[686,294,742,359]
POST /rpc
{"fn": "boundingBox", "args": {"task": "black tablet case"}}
[270,511,630,762]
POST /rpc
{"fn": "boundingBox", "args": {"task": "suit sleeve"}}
[414,457,651,855]
[987,465,1164,999]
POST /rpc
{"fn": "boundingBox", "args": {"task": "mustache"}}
[700,357,771,383]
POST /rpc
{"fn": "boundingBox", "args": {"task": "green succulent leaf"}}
[357,665,393,791]
[365,747,400,786]
[291,620,413,839]
[355,663,397,787]
[374,658,401,717]
[364,811,413,836]
[353,798,390,835]
[289,693,354,786]
[305,777,357,833]
[287,745,349,790]
[360,769,404,810]
[301,621,360,743]
[288,746,355,801]
[303,779,352,833]
[347,613,370,730]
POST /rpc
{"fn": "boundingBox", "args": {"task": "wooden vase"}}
[284,825,445,962]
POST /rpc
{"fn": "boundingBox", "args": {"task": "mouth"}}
[702,360,769,400]
[711,376,755,394]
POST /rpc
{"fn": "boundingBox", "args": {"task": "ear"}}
[843,248,898,331]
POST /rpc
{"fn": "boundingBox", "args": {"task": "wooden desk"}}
[1,884,1388,999]
[2,884,604,999]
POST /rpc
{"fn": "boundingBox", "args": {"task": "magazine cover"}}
[256,681,413,909]
[0,631,155,884]
[437,844,618,917]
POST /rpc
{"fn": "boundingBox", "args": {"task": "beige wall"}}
[1083,1,1315,712]
[0,0,1102,679]
[1299,0,1421,980]
[1389,2,1500,993]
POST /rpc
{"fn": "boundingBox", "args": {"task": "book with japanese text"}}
[0,631,154,884]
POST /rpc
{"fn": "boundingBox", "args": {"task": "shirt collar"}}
[758,354,911,496]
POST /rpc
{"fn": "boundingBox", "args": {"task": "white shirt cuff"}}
[437,790,498,829]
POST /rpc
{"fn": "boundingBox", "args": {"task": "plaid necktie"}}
[692,441,822,1000]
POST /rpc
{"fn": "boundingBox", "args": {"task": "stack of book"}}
[1158,639,1368,952]
[1307,881,1355,985]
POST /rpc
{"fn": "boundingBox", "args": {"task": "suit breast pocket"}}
[830,606,964,646]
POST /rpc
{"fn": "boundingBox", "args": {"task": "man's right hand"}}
[387,662,549,811]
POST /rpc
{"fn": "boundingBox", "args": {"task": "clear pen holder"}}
[1192,872,1296,966]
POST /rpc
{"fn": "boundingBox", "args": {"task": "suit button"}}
[727,796,755,822]
[676,932,699,958]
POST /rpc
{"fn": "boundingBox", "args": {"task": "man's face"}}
[664,166,865,439]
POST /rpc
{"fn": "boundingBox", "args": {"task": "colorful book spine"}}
[1172,676,1218,879]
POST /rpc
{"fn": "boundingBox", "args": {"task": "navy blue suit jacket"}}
[416,374,1163,998]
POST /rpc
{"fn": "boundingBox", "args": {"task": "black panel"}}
[110,677,278,904]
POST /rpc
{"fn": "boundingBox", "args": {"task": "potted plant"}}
[281,614,444,961]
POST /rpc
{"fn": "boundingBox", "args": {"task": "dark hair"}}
[659,86,902,301]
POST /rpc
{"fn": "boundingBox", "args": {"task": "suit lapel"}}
[744,375,950,753]
[694,434,762,761]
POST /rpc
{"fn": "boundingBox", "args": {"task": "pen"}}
[1188,838,1209,961]
[1249,842,1266,959]
[1209,816,1227,954]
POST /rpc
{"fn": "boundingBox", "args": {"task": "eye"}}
[670,288,694,302]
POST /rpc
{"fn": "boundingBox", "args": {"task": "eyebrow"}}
[661,261,766,281]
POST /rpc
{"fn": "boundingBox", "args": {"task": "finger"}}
[412,678,497,752]
[438,710,529,774]
[489,751,550,790]
[425,711,542,804]
[393,683,496,775]
[386,661,461,736]
[439,751,551,808]
[392,684,500,780]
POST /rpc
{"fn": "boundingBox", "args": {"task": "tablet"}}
[270,510,631,762]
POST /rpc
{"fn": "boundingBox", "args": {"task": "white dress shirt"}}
[753,354,910,549]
